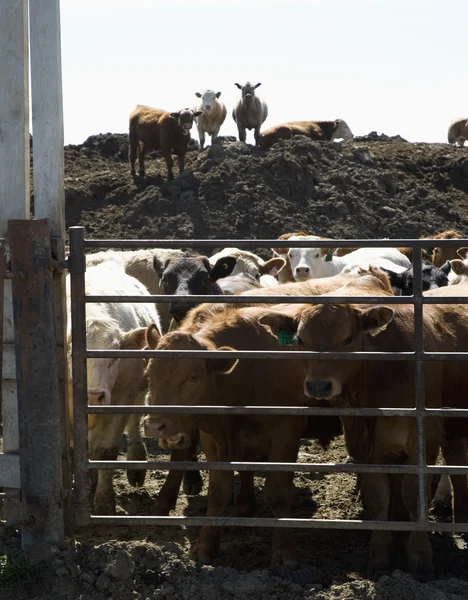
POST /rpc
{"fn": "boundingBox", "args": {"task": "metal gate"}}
[68,225,468,534]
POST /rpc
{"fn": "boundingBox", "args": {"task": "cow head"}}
[85,321,148,428]
[382,261,450,296]
[195,90,221,112]
[285,236,337,280]
[332,119,354,141]
[235,82,261,104]
[153,252,236,323]
[259,303,394,401]
[170,108,203,135]
[144,327,238,439]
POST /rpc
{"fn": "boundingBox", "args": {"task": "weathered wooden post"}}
[0,0,30,525]
[29,0,72,536]
[9,219,65,547]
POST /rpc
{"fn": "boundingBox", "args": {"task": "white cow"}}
[194,90,227,150]
[86,248,183,332]
[66,261,161,514]
[209,247,286,287]
[285,235,411,281]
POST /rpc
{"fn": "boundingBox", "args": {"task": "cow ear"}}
[450,259,466,276]
[153,256,168,278]
[194,110,203,117]
[121,326,149,350]
[207,346,239,374]
[259,257,286,277]
[356,306,394,336]
[258,313,299,338]
[146,323,161,349]
[215,91,221,98]
[195,92,202,98]
[440,260,451,275]
[234,83,242,89]
[170,112,180,119]
[254,82,262,89]
[210,256,236,280]
[380,268,403,288]
[457,247,468,260]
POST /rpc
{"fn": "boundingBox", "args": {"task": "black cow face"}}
[383,261,450,296]
[154,252,236,323]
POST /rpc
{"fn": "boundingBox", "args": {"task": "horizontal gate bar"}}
[87,460,467,475]
[89,515,468,533]
[83,238,468,250]
[85,294,468,305]
[85,349,468,360]
[87,405,468,417]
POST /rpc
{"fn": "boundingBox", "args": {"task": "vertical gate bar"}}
[68,227,90,526]
[412,246,427,523]
[0,240,5,417]
[9,219,64,547]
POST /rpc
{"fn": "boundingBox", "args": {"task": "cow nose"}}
[88,389,107,405]
[144,418,167,438]
[306,380,332,398]
[295,267,310,275]
[169,303,188,322]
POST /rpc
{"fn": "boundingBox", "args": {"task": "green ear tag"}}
[278,330,295,345]
[325,251,334,262]
[424,248,434,257]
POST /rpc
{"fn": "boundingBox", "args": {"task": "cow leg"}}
[90,414,128,514]
[198,126,206,150]
[154,442,199,515]
[137,142,146,176]
[441,437,468,522]
[235,471,257,517]
[177,153,185,177]
[126,413,147,488]
[264,420,302,567]
[129,138,137,175]
[359,473,392,578]
[163,151,174,181]
[183,430,203,495]
[237,125,246,143]
[191,432,233,564]
[211,126,221,145]
[254,126,261,147]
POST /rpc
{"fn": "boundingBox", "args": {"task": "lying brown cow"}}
[257,276,468,578]
[260,119,353,150]
[129,104,202,180]
[143,307,311,566]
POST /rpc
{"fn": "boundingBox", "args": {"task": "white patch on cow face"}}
[333,120,354,141]
[288,248,322,281]
[86,317,123,406]
[201,90,216,111]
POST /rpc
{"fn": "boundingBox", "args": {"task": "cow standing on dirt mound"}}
[448,118,468,147]
[129,104,202,180]
[194,90,227,150]
[260,119,354,149]
[232,82,268,146]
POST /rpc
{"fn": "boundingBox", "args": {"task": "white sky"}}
[58,0,468,146]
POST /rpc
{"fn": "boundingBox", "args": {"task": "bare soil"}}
[3,131,468,599]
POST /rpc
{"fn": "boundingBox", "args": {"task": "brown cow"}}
[143,308,312,566]
[129,104,202,180]
[257,277,468,578]
[260,119,353,150]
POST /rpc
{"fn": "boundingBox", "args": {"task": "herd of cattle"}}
[128,81,468,181]
[65,227,468,578]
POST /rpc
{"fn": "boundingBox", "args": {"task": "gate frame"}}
[69,226,468,534]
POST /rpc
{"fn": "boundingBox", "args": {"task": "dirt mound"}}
[62,132,468,248]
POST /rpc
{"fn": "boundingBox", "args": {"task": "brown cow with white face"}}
[129,104,202,180]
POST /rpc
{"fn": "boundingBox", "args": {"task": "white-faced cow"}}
[194,90,227,150]
[232,82,268,146]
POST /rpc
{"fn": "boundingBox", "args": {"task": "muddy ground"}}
[3,131,468,599]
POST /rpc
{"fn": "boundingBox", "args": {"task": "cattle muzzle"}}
[88,388,110,405]
[305,379,335,400]
[169,301,197,323]
[158,432,192,451]
[144,416,180,439]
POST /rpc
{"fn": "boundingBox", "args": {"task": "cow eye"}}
[343,336,354,347]
[296,336,304,347]
[188,373,199,382]
[108,358,118,368]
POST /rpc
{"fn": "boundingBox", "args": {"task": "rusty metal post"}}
[68,226,90,526]
[9,219,64,547]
